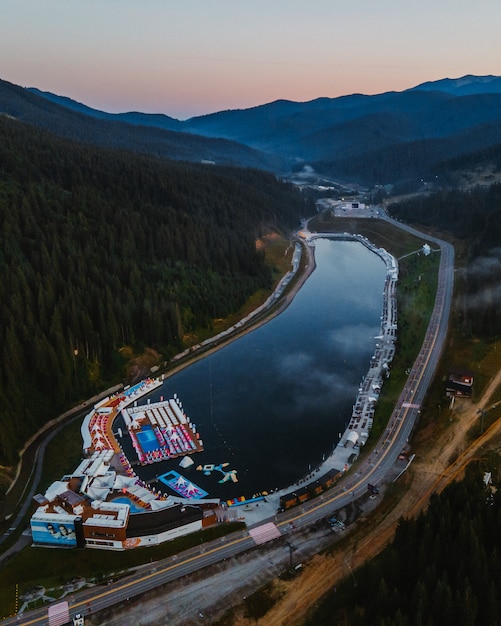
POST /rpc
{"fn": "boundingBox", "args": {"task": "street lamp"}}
[286,541,297,572]
[477,409,487,434]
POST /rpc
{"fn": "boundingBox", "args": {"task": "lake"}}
[122,239,387,500]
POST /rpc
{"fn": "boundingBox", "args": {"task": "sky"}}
[1,0,501,120]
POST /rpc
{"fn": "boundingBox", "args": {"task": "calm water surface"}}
[129,240,387,499]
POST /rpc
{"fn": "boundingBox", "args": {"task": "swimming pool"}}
[110,497,144,513]
[136,426,159,453]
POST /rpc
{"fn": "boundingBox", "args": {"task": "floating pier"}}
[123,397,203,465]
[342,236,398,448]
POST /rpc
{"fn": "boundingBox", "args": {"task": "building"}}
[30,378,219,550]
[445,369,474,397]
[30,471,218,551]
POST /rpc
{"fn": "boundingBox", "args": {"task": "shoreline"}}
[146,231,398,525]
[158,238,316,383]
[0,236,313,517]
[234,231,399,523]
[88,232,396,523]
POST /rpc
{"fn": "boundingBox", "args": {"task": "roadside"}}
[0,238,314,548]
[88,367,501,626]
[237,367,501,626]
[84,489,384,626]
[0,386,122,526]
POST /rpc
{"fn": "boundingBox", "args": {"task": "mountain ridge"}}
[29,73,501,122]
[11,74,501,185]
[0,78,283,172]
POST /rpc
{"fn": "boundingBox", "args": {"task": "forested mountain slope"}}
[308,468,501,625]
[27,75,501,186]
[0,78,282,172]
[28,86,184,133]
[389,183,501,337]
[314,119,501,186]
[0,115,306,463]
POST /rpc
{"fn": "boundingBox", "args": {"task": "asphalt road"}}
[0,388,123,561]
[2,217,455,626]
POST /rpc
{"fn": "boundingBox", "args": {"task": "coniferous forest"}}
[389,184,501,338]
[0,116,307,463]
[307,468,501,626]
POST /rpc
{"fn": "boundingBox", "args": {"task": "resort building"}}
[30,379,218,551]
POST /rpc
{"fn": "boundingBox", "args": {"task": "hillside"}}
[0,115,307,463]
[315,118,501,185]
[0,78,283,172]
[388,183,501,338]
[28,87,185,133]
[410,74,501,95]
[26,74,501,186]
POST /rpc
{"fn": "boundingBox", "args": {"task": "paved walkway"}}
[232,442,357,527]
[207,231,399,528]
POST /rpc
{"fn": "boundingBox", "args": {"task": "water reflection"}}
[136,240,386,499]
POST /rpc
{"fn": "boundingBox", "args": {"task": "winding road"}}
[0,216,455,626]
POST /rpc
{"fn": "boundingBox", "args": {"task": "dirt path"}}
[22,235,500,625]
[57,239,501,625]
[84,368,501,626]
[254,368,501,626]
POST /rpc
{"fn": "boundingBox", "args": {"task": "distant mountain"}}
[410,74,501,96]
[28,87,184,132]
[11,74,501,185]
[0,79,283,171]
[314,118,501,185]
[182,84,501,180]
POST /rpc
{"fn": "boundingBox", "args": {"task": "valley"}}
[1,72,501,624]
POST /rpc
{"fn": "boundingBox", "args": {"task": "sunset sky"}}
[2,0,501,119]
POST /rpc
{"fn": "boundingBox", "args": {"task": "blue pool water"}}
[158,470,208,499]
[111,497,144,513]
[136,427,158,452]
